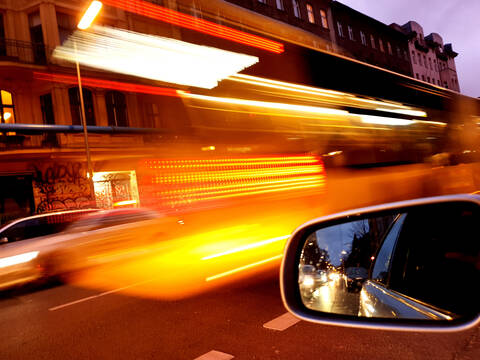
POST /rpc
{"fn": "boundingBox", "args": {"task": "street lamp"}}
[76,1,102,202]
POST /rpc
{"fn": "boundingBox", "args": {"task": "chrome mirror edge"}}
[280,194,480,332]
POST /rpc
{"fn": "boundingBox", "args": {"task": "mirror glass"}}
[298,202,479,320]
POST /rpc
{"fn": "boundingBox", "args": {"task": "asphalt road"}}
[1,164,479,359]
[0,269,478,360]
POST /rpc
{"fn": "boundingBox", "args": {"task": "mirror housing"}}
[280,194,480,332]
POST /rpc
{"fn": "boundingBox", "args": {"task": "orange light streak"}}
[205,254,283,282]
[163,182,324,206]
[202,235,290,260]
[101,0,284,53]
[33,72,183,97]
[139,155,326,209]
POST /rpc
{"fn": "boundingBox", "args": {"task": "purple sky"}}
[336,0,480,98]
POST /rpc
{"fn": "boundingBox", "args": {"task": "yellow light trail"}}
[179,92,349,116]
[161,177,323,195]
[205,254,283,282]
[165,182,323,206]
[152,168,324,183]
[202,235,290,260]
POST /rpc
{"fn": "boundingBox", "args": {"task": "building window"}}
[347,25,354,40]
[40,93,55,125]
[403,50,408,60]
[360,31,366,45]
[427,76,430,83]
[417,52,422,65]
[387,42,392,54]
[105,91,128,127]
[292,0,301,18]
[29,12,46,64]
[428,57,432,69]
[0,14,7,56]
[276,0,284,10]
[306,4,315,23]
[0,90,15,124]
[423,55,426,67]
[257,0,266,3]
[438,79,441,85]
[320,9,328,28]
[379,39,384,52]
[396,46,401,58]
[412,51,416,64]
[145,103,161,128]
[370,34,375,49]
[434,59,438,71]
[68,87,95,126]
[415,73,419,79]
[57,12,76,45]
[421,75,425,81]
[337,21,344,37]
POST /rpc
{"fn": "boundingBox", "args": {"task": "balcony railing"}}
[0,38,48,65]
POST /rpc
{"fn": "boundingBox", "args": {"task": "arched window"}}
[68,87,95,126]
[105,91,128,127]
[0,90,15,123]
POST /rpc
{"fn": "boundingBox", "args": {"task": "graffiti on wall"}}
[29,162,92,213]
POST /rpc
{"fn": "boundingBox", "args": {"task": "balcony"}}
[0,38,48,65]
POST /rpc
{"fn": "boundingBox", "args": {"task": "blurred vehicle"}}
[299,264,328,300]
[345,267,368,293]
[280,195,480,330]
[0,208,163,290]
[0,209,98,245]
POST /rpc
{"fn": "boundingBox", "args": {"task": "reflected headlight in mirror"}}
[302,275,315,287]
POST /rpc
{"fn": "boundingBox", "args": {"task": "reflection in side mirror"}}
[0,237,8,244]
[281,195,480,331]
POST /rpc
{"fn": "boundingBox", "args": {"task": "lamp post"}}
[77,1,102,204]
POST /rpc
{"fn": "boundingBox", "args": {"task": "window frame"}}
[336,21,344,37]
[306,3,315,24]
[347,25,354,41]
[360,31,366,46]
[105,90,128,127]
[68,87,96,126]
[0,89,16,124]
[292,0,301,18]
[319,9,328,28]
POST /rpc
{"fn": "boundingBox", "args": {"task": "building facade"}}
[0,0,195,223]
[223,1,461,90]
[401,21,459,91]
[224,0,334,49]
[329,1,411,76]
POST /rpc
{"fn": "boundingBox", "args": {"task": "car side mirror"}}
[281,195,480,332]
[0,237,8,244]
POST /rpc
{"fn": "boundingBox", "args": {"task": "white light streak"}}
[0,251,39,268]
[54,25,259,89]
[359,114,415,126]
[78,1,103,30]
[376,108,427,117]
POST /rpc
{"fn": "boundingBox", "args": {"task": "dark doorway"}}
[0,175,35,225]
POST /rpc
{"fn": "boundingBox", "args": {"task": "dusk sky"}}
[337,0,480,98]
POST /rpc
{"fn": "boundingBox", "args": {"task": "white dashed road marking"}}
[48,279,152,311]
[194,350,234,360]
[263,312,300,331]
